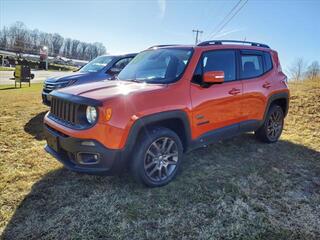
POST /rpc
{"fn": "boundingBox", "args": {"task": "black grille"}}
[43,83,56,93]
[43,81,69,93]
[50,97,79,125]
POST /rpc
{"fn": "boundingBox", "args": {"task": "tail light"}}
[282,76,288,83]
[281,76,288,88]
[272,51,283,73]
[278,62,283,73]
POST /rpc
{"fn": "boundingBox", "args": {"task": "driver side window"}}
[192,50,236,84]
[113,57,133,70]
[202,50,236,82]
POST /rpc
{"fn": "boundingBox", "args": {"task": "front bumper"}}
[44,124,126,175]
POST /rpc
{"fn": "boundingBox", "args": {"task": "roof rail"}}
[148,44,179,49]
[197,40,270,48]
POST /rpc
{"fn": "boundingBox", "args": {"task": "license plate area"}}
[46,130,59,152]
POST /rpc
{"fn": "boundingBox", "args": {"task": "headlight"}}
[86,106,97,124]
[56,82,69,89]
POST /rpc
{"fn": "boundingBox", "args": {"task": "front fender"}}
[122,110,192,157]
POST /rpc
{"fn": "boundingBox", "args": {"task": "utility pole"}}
[192,29,203,45]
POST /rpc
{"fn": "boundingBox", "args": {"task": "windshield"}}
[80,55,114,73]
[117,48,193,83]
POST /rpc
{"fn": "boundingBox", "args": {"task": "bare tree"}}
[29,29,40,54]
[39,32,53,52]
[94,42,106,56]
[306,61,320,80]
[62,38,72,58]
[289,58,306,81]
[85,44,95,60]
[0,26,9,49]
[9,21,28,53]
[71,39,80,59]
[51,33,64,56]
[0,21,107,60]
[76,42,88,60]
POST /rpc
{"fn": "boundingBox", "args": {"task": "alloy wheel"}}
[144,137,179,182]
[266,109,283,140]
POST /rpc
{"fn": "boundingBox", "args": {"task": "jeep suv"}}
[43,40,289,187]
[42,53,136,106]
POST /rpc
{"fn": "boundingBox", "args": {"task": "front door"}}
[190,50,243,139]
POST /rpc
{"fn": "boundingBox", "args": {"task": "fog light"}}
[77,153,100,165]
[81,141,95,146]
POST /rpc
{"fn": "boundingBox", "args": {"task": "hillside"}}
[0,78,319,239]
[283,78,320,150]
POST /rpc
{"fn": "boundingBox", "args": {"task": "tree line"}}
[288,58,320,81]
[0,21,106,61]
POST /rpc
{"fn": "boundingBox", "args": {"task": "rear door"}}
[190,50,243,139]
[240,50,274,130]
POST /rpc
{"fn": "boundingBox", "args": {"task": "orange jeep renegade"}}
[44,40,289,187]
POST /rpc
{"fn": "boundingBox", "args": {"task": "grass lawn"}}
[0,67,15,71]
[0,79,319,239]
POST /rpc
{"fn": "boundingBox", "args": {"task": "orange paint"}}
[44,43,289,150]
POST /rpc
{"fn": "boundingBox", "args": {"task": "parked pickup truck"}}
[44,40,289,187]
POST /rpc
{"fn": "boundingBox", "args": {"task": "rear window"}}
[264,52,273,72]
[240,55,263,79]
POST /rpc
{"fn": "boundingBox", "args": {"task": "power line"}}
[206,0,243,40]
[192,29,204,44]
[210,0,249,39]
[202,1,224,39]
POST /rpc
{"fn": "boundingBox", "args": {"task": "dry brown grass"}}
[0,78,319,239]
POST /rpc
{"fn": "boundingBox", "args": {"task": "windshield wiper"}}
[130,79,145,83]
[116,77,145,83]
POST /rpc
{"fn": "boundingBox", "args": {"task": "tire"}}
[130,127,183,187]
[255,104,284,143]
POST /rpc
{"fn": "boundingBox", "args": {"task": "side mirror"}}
[203,71,224,84]
[108,67,121,74]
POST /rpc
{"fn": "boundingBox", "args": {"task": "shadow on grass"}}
[0,87,18,91]
[24,111,48,141]
[2,135,320,239]
[0,84,33,90]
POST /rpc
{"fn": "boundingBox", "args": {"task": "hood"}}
[58,80,167,102]
[45,71,95,83]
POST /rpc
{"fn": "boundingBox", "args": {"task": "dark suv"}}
[42,53,136,105]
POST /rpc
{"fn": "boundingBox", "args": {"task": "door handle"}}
[262,82,271,89]
[228,88,241,95]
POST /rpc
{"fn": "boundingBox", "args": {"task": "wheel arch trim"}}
[264,92,289,121]
[123,110,192,157]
